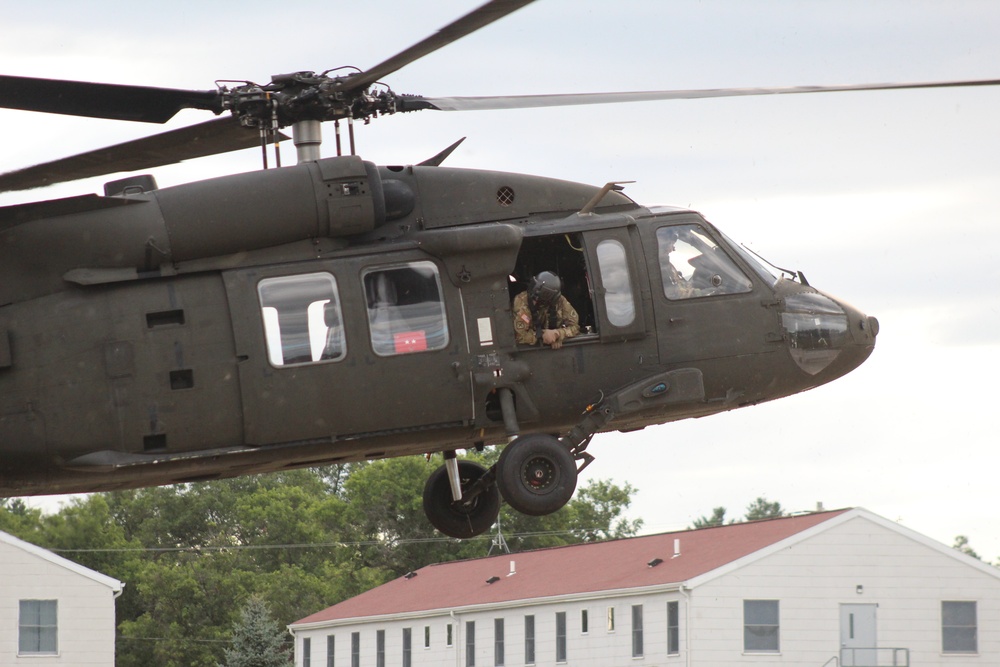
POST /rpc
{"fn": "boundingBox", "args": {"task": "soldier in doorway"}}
[512,271,580,349]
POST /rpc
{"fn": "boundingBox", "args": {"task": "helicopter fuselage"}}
[0,155,877,497]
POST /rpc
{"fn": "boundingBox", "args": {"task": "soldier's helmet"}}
[528,271,562,306]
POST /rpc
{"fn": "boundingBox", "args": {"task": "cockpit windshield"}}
[656,224,753,300]
[721,232,782,287]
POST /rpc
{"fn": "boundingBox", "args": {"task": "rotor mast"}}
[292,120,323,163]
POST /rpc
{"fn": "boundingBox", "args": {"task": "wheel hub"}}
[523,456,556,490]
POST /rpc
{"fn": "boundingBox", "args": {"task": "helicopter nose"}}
[780,292,877,377]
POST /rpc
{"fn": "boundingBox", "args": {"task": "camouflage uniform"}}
[512,291,581,346]
[662,261,695,300]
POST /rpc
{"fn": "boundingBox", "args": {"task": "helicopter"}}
[2,0,994,539]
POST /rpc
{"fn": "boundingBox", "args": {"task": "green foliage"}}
[689,497,786,529]
[0,456,640,666]
[221,597,292,667]
[744,497,785,521]
[952,535,981,561]
[0,497,43,536]
[691,506,730,528]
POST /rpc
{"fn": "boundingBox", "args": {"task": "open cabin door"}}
[224,254,473,446]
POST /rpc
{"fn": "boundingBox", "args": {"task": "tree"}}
[0,497,43,537]
[1,458,642,666]
[690,497,786,529]
[953,535,981,561]
[338,452,644,575]
[744,497,785,521]
[221,596,292,667]
[691,506,729,529]
[567,479,643,541]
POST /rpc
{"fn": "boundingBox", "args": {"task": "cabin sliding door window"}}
[258,272,345,367]
[596,239,636,327]
[363,261,450,356]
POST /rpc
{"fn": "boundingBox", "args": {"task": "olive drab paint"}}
[0,158,877,536]
[0,0,898,537]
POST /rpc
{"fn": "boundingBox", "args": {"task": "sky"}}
[3,1,999,560]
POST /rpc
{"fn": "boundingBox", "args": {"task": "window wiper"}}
[741,243,809,286]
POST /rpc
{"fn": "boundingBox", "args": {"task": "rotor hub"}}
[219,71,405,129]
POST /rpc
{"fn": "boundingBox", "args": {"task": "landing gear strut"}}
[421,396,614,538]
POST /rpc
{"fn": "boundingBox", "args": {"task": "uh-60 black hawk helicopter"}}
[2,0,995,538]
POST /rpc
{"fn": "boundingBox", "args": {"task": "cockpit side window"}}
[362,261,450,356]
[656,225,752,300]
[258,272,345,367]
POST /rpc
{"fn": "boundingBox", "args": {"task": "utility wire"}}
[49,528,600,554]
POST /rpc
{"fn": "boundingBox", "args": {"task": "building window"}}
[466,621,476,667]
[402,628,412,667]
[447,623,454,648]
[376,629,385,667]
[351,632,360,667]
[524,615,535,665]
[424,626,431,649]
[258,272,345,366]
[631,604,644,658]
[363,261,449,356]
[744,600,780,653]
[327,635,335,667]
[303,637,312,667]
[581,609,588,634]
[942,601,978,653]
[18,600,57,655]
[494,618,505,666]
[667,601,680,655]
[556,611,567,663]
[607,606,615,632]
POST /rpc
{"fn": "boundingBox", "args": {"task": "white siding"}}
[0,536,120,666]
[295,592,690,667]
[689,515,1000,666]
[292,510,1000,667]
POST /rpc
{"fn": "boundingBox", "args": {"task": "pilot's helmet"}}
[660,226,682,248]
[529,271,562,306]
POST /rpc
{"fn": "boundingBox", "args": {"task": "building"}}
[0,529,123,665]
[290,508,1000,666]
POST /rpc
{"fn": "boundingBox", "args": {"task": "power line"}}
[49,528,598,554]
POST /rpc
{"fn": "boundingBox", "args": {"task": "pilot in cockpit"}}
[658,227,695,299]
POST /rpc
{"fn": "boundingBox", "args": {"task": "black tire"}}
[497,434,578,516]
[422,460,500,539]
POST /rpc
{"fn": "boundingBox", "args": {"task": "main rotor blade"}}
[0,74,222,123]
[0,117,284,193]
[341,0,536,93]
[406,78,1000,112]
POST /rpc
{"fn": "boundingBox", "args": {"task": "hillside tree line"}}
[0,451,640,667]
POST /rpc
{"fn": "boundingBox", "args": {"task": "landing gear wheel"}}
[497,434,578,516]
[423,460,500,539]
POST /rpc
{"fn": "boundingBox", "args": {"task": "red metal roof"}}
[294,509,850,626]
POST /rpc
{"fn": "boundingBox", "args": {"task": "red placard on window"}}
[394,331,428,354]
